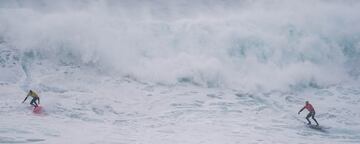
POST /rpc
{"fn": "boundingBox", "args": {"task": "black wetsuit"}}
[30,97,39,107]
[306,111,318,125]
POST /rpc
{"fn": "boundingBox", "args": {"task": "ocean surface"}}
[1,0,360,143]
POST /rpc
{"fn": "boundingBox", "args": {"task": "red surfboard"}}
[33,106,42,114]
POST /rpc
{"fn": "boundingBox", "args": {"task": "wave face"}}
[1,0,360,90]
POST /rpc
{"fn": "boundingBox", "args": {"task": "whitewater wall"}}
[0,0,360,91]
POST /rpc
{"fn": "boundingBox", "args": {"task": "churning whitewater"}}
[1,0,360,143]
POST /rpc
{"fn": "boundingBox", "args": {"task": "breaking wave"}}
[0,0,360,90]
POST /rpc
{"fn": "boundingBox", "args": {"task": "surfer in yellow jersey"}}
[22,90,40,107]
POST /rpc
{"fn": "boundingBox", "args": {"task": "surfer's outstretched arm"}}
[22,96,29,103]
[298,107,305,114]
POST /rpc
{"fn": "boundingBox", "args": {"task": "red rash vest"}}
[304,103,315,112]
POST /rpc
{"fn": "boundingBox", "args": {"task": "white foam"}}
[1,0,360,90]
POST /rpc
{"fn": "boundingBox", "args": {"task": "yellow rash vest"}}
[27,90,39,98]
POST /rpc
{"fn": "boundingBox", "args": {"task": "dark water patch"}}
[113,119,138,126]
[306,124,328,133]
[235,93,253,98]
[92,107,104,115]
[170,103,202,108]
[0,128,30,134]
[285,95,302,103]
[207,93,222,99]
[157,129,175,134]
[0,137,44,143]
[208,101,235,107]
[26,139,45,142]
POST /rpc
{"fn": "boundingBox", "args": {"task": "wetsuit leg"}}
[311,112,319,125]
[306,113,312,124]
[30,97,38,107]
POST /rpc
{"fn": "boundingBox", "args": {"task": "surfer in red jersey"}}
[298,101,319,126]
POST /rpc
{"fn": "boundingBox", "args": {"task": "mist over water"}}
[1,0,360,90]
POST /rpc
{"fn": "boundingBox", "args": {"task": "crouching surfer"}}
[298,101,319,126]
[22,90,40,108]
